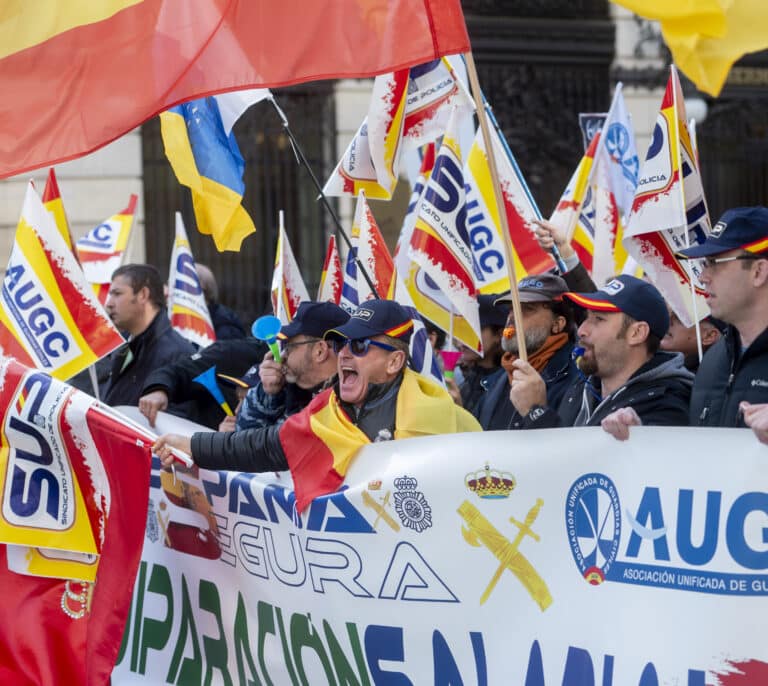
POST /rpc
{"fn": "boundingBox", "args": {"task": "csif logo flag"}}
[0,182,124,381]
[622,65,710,327]
[168,212,216,348]
[75,193,138,304]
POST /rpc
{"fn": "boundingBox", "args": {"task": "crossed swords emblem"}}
[458,499,552,611]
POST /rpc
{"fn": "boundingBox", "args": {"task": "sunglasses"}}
[331,338,398,357]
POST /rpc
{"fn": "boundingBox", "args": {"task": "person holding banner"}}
[154,300,480,512]
[509,275,693,431]
[102,264,195,407]
[236,301,349,430]
[477,274,578,430]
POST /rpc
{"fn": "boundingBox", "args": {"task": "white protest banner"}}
[113,427,768,684]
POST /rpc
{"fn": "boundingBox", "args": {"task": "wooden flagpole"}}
[463,52,527,361]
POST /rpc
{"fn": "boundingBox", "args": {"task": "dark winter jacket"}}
[208,302,246,340]
[236,377,335,431]
[478,341,577,430]
[690,324,768,427]
[191,374,404,472]
[102,310,195,408]
[521,351,694,429]
[141,336,266,428]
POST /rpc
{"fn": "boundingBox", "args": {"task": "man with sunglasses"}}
[154,299,479,512]
[236,301,349,430]
[676,206,768,431]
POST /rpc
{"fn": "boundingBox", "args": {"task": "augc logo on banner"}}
[566,473,768,596]
[2,260,79,369]
[2,371,75,530]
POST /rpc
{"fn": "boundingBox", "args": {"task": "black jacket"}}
[522,351,694,429]
[690,324,768,427]
[208,302,246,340]
[191,375,404,472]
[141,336,266,428]
[478,341,577,430]
[102,311,195,408]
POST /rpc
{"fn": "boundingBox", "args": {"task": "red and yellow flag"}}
[0,1,469,180]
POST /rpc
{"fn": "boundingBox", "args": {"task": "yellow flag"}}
[612,0,768,96]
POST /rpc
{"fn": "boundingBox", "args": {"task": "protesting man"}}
[236,301,349,430]
[477,274,577,430]
[508,275,693,430]
[101,264,195,407]
[154,299,480,512]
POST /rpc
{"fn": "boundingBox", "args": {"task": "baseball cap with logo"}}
[563,274,670,339]
[678,206,768,258]
[494,273,568,305]
[324,299,414,343]
[278,301,349,340]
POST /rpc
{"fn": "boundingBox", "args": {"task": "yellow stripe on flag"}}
[0,0,143,60]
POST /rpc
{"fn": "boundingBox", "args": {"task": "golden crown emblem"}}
[465,463,516,499]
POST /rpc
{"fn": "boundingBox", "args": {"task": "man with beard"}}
[154,300,480,512]
[477,274,577,430]
[508,275,693,430]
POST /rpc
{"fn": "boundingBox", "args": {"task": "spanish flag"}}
[280,368,481,512]
[0,1,470,180]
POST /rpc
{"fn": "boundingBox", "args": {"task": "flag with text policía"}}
[0,182,124,381]
[168,212,216,348]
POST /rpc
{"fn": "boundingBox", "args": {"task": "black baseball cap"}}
[477,294,510,328]
[279,301,349,340]
[324,299,414,343]
[494,274,568,305]
[217,364,259,389]
[564,275,670,339]
[678,206,768,258]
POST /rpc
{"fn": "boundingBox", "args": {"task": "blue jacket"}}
[477,341,577,430]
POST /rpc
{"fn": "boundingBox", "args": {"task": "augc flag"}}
[623,66,710,327]
[408,108,482,352]
[1,183,124,381]
[75,194,138,305]
[168,213,216,348]
[464,115,550,294]
[161,89,270,252]
[0,357,152,686]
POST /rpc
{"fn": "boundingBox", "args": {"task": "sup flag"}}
[317,235,342,304]
[0,183,124,381]
[585,83,641,285]
[623,66,710,327]
[0,356,152,686]
[161,89,270,252]
[75,194,138,305]
[408,108,482,352]
[271,215,310,325]
[0,1,469,180]
[463,113,551,294]
[168,213,216,348]
[324,58,472,200]
[42,168,75,251]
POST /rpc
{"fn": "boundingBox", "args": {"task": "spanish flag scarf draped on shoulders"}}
[279,368,480,512]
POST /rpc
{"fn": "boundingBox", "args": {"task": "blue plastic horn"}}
[252,315,283,363]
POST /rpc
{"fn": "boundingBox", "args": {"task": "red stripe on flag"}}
[0,0,469,179]
[410,226,476,295]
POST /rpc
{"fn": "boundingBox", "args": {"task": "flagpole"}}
[463,52,527,361]
[671,66,704,362]
[269,97,379,298]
